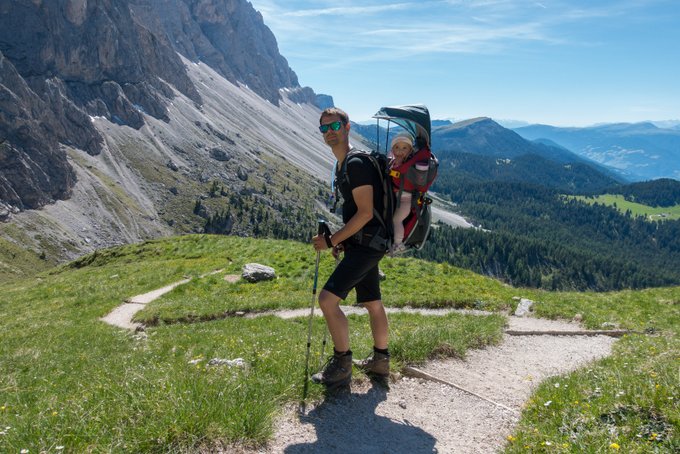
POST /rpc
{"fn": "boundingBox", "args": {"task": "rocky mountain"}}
[433,117,584,163]
[513,122,680,181]
[430,117,623,191]
[0,0,366,275]
[128,0,308,105]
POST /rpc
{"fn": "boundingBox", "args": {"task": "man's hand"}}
[312,234,329,251]
[332,243,344,259]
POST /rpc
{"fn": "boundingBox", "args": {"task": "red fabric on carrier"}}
[390,145,432,192]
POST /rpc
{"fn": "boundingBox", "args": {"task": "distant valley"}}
[513,122,680,181]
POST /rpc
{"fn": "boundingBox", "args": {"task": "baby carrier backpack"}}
[329,104,438,253]
[374,104,438,251]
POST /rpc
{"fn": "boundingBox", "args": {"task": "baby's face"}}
[392,142,412,158]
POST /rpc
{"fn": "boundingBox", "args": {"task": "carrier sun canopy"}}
[372,104,431,148]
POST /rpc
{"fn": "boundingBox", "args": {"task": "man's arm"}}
[312,184,373,251]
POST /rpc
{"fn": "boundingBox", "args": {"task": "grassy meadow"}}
[0,234,678,452]
[572,194,680,221]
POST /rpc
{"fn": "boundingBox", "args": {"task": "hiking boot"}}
[353,351,390,377]
[311,352,352,388]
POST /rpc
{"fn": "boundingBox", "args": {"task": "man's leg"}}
[355,299,390,377]
[363,299,388,349]
[317,289,349,352]
[311,289,353,387]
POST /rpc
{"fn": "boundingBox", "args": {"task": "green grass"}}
[505,288,680,453]
[133,238,515,325]
[0,227,54,284]
[0,234,506,452]
[1,234,678,452]
[572,194,680,221]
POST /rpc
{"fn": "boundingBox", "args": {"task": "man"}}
[311,107,390,389]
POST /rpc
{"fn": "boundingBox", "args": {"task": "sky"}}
[248,0,679,127]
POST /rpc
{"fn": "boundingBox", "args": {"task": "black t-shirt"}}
[336,151,384,231]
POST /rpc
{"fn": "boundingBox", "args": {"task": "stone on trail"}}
[242,263,276,283]
[514,298,534,317]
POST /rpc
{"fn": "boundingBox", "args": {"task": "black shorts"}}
[322,245,385,304]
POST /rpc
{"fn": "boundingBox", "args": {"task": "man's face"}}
[320,114,348,147]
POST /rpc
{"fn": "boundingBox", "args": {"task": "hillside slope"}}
[0,0,375,273]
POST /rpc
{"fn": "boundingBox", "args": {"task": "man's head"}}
[319,107,349,127]
[319,107,350,148]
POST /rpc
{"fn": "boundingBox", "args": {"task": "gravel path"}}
[241,316,617,454]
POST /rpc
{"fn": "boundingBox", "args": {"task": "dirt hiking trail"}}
[102,275,620,453]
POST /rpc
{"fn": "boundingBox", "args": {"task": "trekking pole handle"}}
[319,221,333,248]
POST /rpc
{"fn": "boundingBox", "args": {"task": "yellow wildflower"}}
[610,442,620,450]
[507,435,516,442]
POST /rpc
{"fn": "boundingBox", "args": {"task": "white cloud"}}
[283,3,416,18]
[251,0,674,69]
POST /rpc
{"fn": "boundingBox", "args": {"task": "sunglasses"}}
[319,121,343,133]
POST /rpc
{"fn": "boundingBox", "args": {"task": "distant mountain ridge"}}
[514,122,680,181]
[429,117,622,193]
[353,116,622,193]
[433,117,586,162]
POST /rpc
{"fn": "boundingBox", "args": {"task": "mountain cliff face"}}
[129,0,309,105]
[0,50,77,214]
[0,0,344,275]
[0,0,318,214]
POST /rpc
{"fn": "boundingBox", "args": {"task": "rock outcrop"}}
[0,0,316,213]
[129,0,302,105]
[0,51,76,210]
[314,94,335,111]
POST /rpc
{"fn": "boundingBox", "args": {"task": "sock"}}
[334,349,352,357]
[374,346,389,356]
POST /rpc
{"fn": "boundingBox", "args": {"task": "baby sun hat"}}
[390,132,414,149]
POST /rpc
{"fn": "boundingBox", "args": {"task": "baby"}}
[389,133,415,253]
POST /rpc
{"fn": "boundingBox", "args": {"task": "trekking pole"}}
[317,222,335,369]
[301,220,326,412]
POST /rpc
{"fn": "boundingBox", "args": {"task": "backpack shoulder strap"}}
[337,149,392,245]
